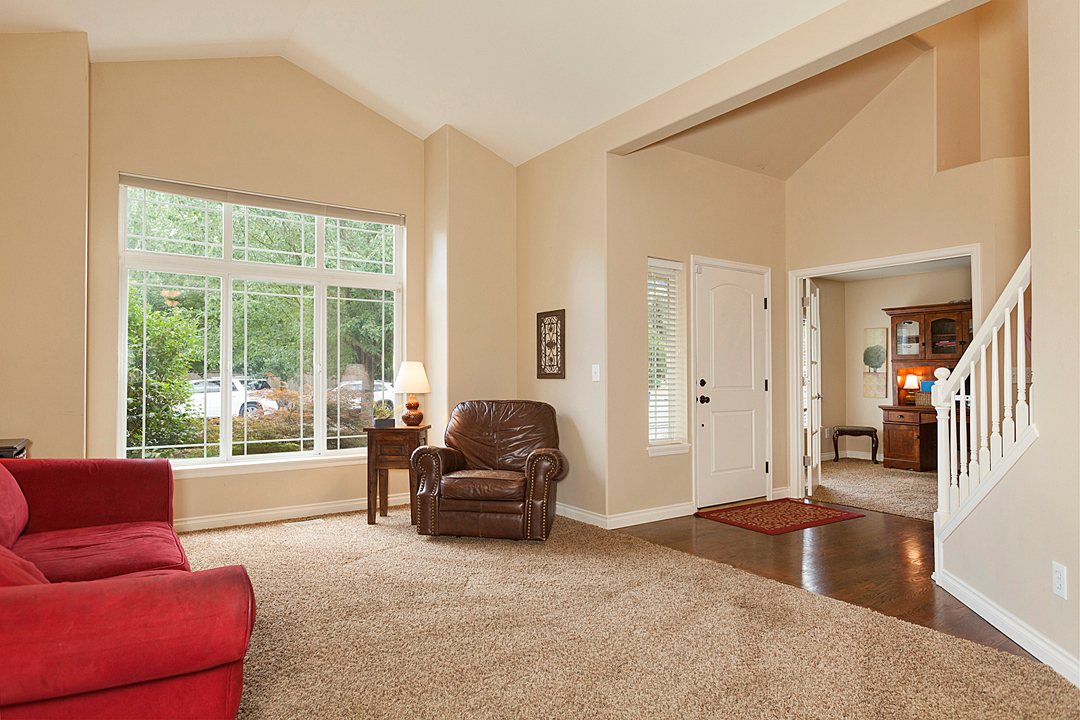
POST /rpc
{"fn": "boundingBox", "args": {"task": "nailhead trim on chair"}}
[525,461,537,538]
[540,463,554,540]
[416,451,440,534]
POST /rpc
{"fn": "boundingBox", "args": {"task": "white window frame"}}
[646,257,689,456]
[117,175,405,466]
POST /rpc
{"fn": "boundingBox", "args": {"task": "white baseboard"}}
[174,493,410,532]
[768,486,791,500]
[555,503,609,528]
[823,449,876,462]
[935,568,1079,686]
[555,501,697,530]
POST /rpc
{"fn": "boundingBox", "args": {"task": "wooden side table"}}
[363,425,429,525]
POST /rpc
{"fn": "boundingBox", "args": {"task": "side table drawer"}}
[884,410,919,424]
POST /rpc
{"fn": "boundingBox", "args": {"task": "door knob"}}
[698,396,710,404]
[699,379,707,387]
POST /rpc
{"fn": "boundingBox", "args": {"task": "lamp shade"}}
[903,374,920,390]
[394,361,431,394]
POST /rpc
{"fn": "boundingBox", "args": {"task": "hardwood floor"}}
[620,498,1033,660]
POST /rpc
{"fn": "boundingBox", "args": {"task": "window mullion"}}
[221,274,234,461]
[314,280,327,454]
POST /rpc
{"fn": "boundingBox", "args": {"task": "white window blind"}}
[647,258,687,445]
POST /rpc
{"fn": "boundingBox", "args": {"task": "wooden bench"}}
[832,426,878,464]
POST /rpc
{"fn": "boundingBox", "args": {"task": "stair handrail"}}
[931,250,1031,407]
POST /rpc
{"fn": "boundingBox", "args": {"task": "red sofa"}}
[0,459,255,719]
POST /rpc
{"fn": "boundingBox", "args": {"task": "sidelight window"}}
[647,257,687,447]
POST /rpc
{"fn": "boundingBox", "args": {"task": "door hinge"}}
[765,379,768,391]
[765,461,769,474]
[695,264,702,274]
[802,297,811,308]
[764,298,768,310]
[803,455,812,467]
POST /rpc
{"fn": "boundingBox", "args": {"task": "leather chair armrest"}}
[0,565,255,707]
[2,459,174,533]
[526,448,568,483]
[411,446,465,536]
[410,446,465,490]
[523,448,568,540]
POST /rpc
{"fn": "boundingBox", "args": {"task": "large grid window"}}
[121,175,404,462]
[647,258,687,446]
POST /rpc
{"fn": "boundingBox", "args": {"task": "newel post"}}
[932,368,952,529]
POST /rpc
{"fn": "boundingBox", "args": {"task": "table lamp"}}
[903,373,920,404]
[394,361,431,426]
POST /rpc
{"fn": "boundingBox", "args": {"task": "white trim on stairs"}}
[174,493,409,532]
[938,424,1039,541]
[934,568,1080,687]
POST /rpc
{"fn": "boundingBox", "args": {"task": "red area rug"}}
[695,499,864,535]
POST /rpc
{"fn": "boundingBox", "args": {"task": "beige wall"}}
[87,57,426,519]
[517,134,609,515]
[944,0,1079,660]
[786,50,1029,327]
[517,0,993,519]
[814,279,846,457]
[424,127,450,439]
[444,129,518,415]
[839,269,971,450]
[605,146,787,514]
[424,125,518,440]
[0,33,89,459]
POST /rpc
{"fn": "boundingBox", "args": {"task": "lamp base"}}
[402,393,424,427]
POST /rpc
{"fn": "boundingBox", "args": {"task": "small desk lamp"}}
[903,373,920,404]
[394,361,431,426]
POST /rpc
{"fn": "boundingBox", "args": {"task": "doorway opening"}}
[788,245,980,521]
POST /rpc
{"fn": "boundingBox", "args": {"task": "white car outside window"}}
[183,379,278,417]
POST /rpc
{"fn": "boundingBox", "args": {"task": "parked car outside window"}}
[181,378,278,417]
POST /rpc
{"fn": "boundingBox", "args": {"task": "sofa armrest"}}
[1,459,173,533]
[0,565,255,707]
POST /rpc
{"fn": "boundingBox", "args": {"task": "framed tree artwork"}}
[862,327,888,398]
[537,309,565,379]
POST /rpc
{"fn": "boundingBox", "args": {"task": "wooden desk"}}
[363,425,429,525]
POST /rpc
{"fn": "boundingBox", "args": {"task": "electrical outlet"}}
[1052,562,1067,599]
[591,364,600,382]
[824,427,832,439]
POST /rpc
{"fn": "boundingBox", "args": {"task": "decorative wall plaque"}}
[537,309,565,379]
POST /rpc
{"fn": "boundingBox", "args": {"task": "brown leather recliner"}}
[410,400,568,540]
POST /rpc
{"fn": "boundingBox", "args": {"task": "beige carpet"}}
[813,458,937,521]
[182,511,1077,720]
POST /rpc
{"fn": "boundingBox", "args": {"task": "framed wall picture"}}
[862,327,888,398]
[537,309,565,379]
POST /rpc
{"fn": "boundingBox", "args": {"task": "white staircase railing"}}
[932,250,1033,534]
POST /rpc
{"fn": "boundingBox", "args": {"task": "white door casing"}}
[693,260,770,508]
[802,278,822,496]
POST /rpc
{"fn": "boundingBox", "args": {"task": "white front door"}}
[694,263,769,508]
[802,277,822,496]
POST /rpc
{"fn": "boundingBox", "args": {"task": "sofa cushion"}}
[12,521,189,583]
[0,462,29,548]
[441,469,526,501]
[0,544,48,586]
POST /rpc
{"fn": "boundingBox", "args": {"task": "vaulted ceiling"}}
[0,0,849,165]
[661,38,923,179]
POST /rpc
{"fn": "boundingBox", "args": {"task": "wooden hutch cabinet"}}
[880,301,972,471]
